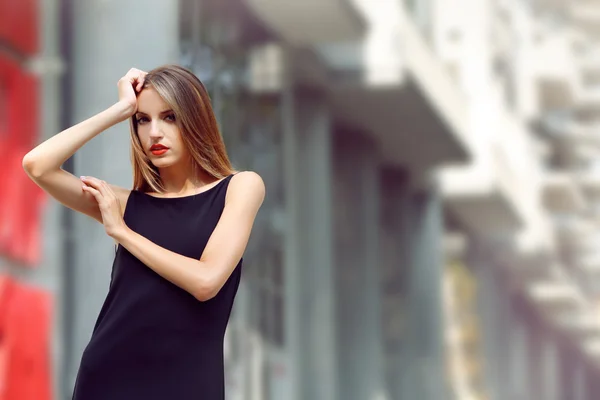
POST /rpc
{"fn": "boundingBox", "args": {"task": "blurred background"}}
[1,0,599,399]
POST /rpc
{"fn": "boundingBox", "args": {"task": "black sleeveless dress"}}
[72,174,242,400]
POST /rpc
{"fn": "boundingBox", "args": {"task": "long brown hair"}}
[129,64,235,193]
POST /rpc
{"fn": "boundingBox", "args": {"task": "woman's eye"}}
[136,117,149,124]
[165,114,176,122]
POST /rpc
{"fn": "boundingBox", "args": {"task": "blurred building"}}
[3,0,600,399]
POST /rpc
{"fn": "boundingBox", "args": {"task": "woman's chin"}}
[150,158,175,169]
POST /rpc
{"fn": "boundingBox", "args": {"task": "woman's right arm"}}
[22,101,134,223]
[23,68,146,223]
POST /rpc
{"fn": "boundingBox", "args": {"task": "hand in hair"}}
[117,68,148,117]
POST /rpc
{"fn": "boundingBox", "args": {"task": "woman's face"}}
[135,87,188,169]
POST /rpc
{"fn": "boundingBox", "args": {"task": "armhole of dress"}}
[122,189,136,223]
[221,173,239,210]
[224,173,244,270]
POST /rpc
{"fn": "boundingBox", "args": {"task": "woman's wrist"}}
[110,101,136,123]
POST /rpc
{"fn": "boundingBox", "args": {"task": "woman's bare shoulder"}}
[228,171,265,204]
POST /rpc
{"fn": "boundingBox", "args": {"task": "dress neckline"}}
[140,174,233,200]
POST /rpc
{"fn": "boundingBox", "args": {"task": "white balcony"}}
[554,217,597,252]
[245,0,366,45]
[570,3,600,37]
[572,230,600,254]
[527,279,585,313]
[312,1,471,173]
[531,0,569,14]
[577,251,600,273]
[577,169,600,199]
[439,82,533,235]
[541,116,600,148]
[572,126,600,147]
[440,148,522,235]
[581,338,600,362]
[564,313,600,336]
[542,172,586,214]
[533,29,578,111]
[555,303,600,340]
[501,247,560,290]
[538,117,600,166]
[577,47,600,83]
[575,85,600,116]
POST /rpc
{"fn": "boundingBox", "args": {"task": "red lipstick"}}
[150,144,169,156]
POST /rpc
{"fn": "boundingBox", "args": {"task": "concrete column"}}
[380,168,411,399]
[400,183,447,399]
[560,344,589,400]
[490,268,506,400]
[494,275,513,399]
[472,251,529,400]
[572,358,588,400]
[586,362,600,400]
[540,333,560,400]
[526,318,561,400]
[332,130,386,400]
[507,299,531,399]
[282,86,338,400]
[527,315,545,399]
[69,0,179,393]
[475,250,500,400]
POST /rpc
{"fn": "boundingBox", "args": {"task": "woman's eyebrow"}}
[135,109,173,116]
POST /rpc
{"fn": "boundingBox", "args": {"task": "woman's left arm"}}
[81,172,265,301]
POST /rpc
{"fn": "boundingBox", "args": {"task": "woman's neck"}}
[158,167,216,195]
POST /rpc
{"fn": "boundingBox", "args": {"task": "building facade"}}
[4,0,600,399]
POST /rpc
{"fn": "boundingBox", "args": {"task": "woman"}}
[22,65,265,399]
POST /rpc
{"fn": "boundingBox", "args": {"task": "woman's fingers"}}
[123,68,147,92]
[80,176,110,198]
[82,183,101,201]
[116,68,148,93]
[136,71,147,92]
[99,179,116,199]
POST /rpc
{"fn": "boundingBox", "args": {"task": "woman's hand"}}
[117,68,147,118]
[80,176,128,239]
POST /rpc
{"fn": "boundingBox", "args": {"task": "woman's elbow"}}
[22,153,44,179]
[191,276,219,302]
[22,153,36,175]
[193,290,217,302]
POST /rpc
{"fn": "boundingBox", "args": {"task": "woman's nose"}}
[149,122,163,138]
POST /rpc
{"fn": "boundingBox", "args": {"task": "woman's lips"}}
[150,145,169,156]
